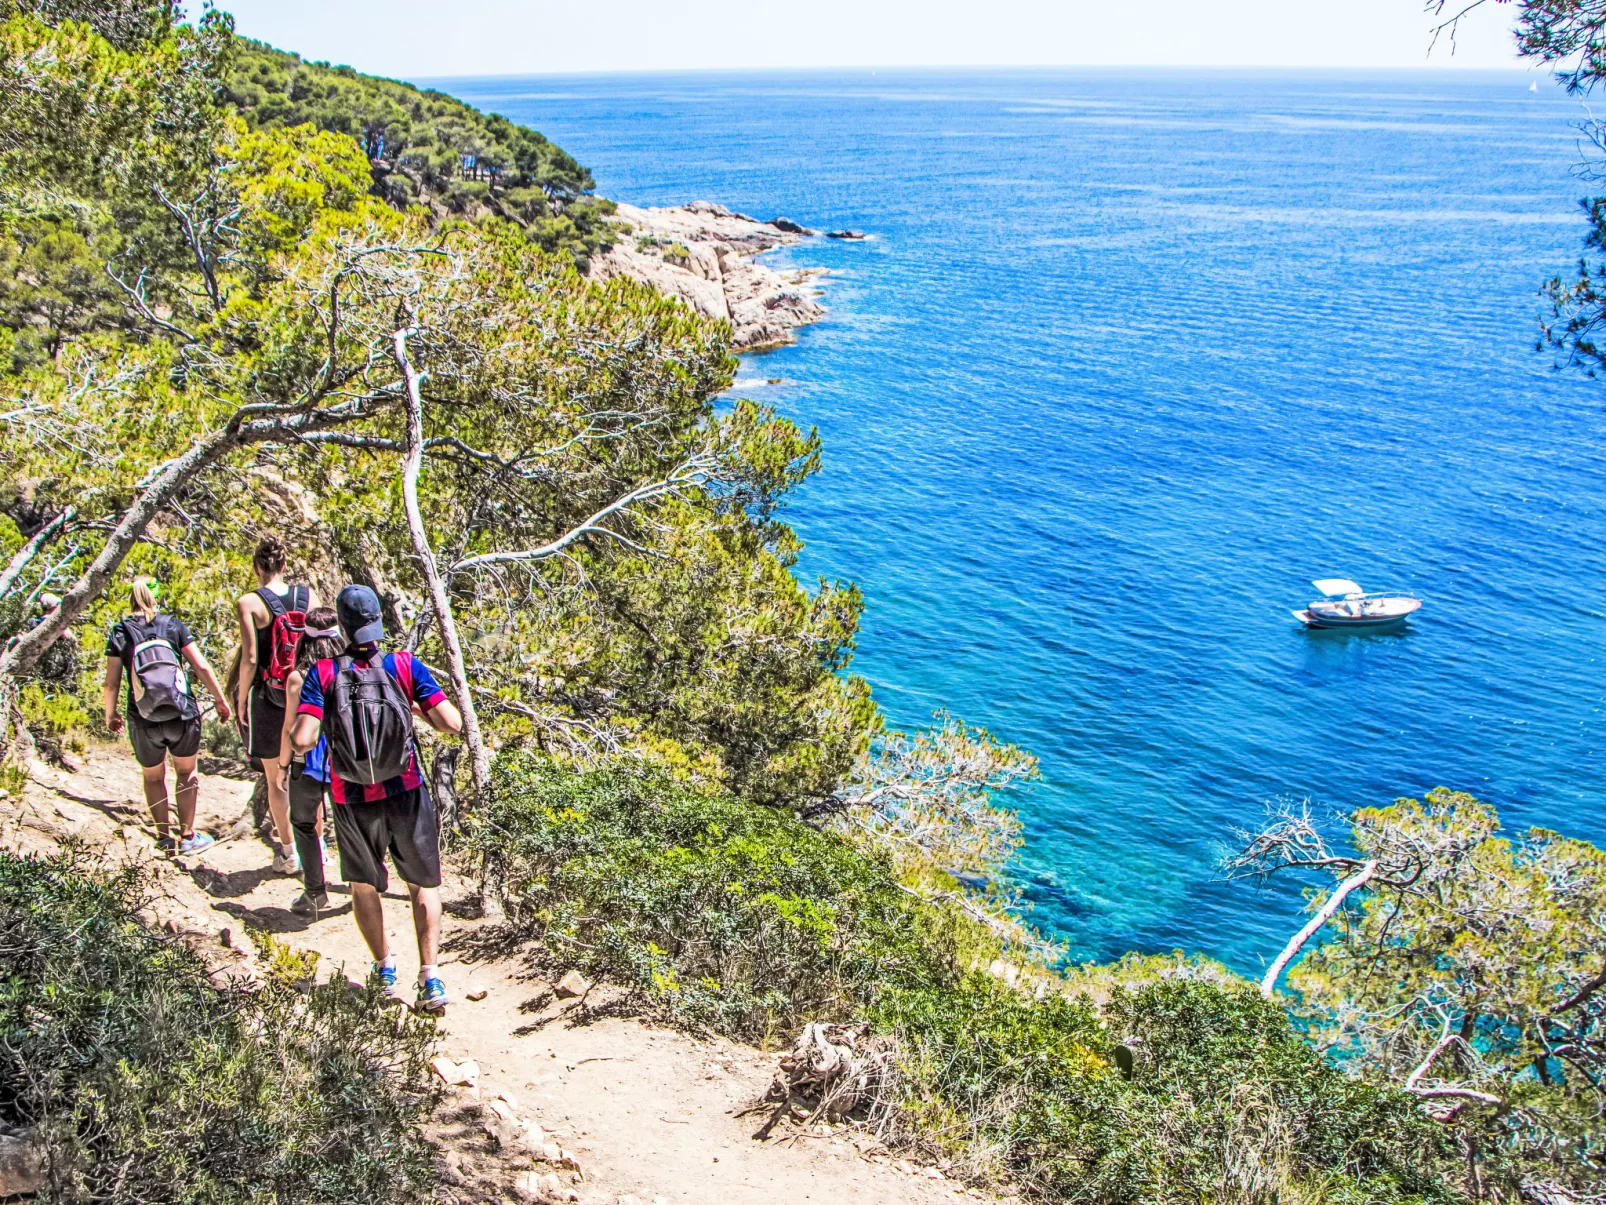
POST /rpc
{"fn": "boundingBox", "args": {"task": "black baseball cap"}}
[336,584,384,645]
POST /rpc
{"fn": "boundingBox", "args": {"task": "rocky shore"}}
[588,201,826,351]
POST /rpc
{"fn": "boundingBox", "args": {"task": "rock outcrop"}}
[588,201,826,351]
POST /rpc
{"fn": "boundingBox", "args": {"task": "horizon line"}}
[410,62,1548,84]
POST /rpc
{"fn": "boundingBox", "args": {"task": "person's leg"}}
[403,880,441,969]
[248,687,295,859]
[170,753,199,837]
[349,882,389,961]
[261,755,294,850]
[287,775,327,896]
[387,783,445,1005]
[332,798,399,994]
[139,761,171,840]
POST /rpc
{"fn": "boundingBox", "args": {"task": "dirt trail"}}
[4,744,986,1205]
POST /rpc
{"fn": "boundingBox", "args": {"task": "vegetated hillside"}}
[223,38,617,265]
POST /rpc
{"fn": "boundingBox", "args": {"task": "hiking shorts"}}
[127,711,202,768]
[331,783,441,892]
[246,682,286,761]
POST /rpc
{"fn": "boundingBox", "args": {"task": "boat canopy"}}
[1312,578,1363,597]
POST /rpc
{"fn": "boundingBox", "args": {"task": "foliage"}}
[0,847,440,1204]
[471,753,1467,1204]
[1237,790,1606,1200]
[222,37,616,264]
[1478,0,1606,376]
[473,750,943,1037]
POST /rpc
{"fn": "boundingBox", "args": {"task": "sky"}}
[216,0,1532,80]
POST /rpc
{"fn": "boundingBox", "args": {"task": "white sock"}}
[419,964,438,986]
[376,955,396,973]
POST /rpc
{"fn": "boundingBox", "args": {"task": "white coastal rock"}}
[589,201,826,350]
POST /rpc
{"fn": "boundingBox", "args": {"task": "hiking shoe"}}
[272,844,301,875]
[290,890,329,918]
[416,977,449,1013]
[178,832,215,856]
[155,834,177,854]
[375,963,404,1003]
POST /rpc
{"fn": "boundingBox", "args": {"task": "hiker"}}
[102,579,232,854]
[235,535,318,876]
[278,605,344,917]
[288,584,461,1011]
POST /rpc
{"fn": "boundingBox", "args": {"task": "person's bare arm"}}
[424,698,462,736]
[289,712,321,755]
[235,593,260,718]
[181,643,232,724]
[279,669,305,764]
[102,657,124,734]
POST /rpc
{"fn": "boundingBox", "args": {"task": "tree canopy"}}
[222,38,616,266]
[0,0,872,807]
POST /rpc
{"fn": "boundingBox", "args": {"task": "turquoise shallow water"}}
[434,69,1606,971]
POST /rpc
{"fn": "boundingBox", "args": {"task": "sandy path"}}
[5,744,986,1205]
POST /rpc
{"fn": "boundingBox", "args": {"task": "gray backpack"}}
[323,654,415,784]
[122,618,190,722]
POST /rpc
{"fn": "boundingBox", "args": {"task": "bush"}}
[471,754,1466,1203]
[474,752,948,1039]
[0,849,440,1204]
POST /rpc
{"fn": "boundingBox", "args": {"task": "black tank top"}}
[253,585,306,682]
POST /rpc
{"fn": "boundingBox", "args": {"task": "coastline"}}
[587,200,827,351]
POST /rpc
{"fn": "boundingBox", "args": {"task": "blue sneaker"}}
[375,963,403,1002]
[178,832,215,856]
[416,976,449,1013]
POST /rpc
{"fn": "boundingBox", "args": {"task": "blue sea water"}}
[433,69,1606,973]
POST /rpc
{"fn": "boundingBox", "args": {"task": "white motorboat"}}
[1292,579,1421,630]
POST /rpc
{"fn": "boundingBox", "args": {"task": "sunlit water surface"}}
[433,68,1606,970]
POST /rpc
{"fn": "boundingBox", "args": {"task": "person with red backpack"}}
[288,584,462,1012]
[103,579,232,854]
[235,535,319,876]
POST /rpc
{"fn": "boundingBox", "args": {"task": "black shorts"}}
[246,683,286,761]
[127,711,202,768]
[331,783,441,892]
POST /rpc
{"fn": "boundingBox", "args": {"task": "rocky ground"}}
[2,745,992,1205]
[589,202,827,351]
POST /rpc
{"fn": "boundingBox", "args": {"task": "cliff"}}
[589,201,826,350]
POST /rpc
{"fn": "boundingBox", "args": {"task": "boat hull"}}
[1293,594,1421,630]
[1292,608,1412,630]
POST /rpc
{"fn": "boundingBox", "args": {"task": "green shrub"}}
[472,754,1466,1203]
[0,849,440,1204]
[474,752,950,1038]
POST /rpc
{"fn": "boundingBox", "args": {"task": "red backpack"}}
[257,585,309,705]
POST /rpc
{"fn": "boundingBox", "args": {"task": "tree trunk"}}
[431,744,461,843]
[392,325,493,804]
[1260,860,1378,997]
[0,424,245,681]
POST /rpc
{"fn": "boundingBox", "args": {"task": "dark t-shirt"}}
[105,614,195,718]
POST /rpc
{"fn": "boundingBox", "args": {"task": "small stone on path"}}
[431,1055,480,1087]
[554,970,590,999]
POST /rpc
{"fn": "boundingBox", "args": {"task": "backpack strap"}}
[256,586,287,620]
[289,585,308,613]
[390,650,416,701]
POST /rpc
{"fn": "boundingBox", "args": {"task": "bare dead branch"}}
[1260,860,1378,998]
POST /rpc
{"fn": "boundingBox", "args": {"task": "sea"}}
[432,68,1606,973]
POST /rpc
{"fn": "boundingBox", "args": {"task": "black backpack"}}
[323,654,415,785]
[122,617,191,723]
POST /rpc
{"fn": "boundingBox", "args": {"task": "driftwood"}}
[752,1022,897,1139]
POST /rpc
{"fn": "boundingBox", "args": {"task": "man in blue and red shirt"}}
[289,584,462,1012]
